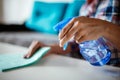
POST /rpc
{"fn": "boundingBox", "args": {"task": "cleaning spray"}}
[54,18,111,66]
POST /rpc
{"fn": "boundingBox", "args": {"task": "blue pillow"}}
[26,1,68,34]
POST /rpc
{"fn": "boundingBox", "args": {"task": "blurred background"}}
[0,0,85,47]
[0,0,33,24]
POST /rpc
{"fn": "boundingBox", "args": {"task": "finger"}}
[59,18,78,40]
[60,21,79,47]
[74,31,82,43]
[24,49,36,59]
[24,41,41,58]
[24,54,29,58]
[77,36,88,43]
[74,23,86,42]
[24,51,33,59]
[77,33,96,44]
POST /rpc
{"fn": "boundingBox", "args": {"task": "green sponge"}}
[0,47,50,72]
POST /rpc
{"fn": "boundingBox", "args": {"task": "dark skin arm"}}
[24,41,71,58]
[59,16,120,50]
[24,17,120,58]
[102,22,120,49]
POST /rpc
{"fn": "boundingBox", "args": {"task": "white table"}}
[0,42,120,80]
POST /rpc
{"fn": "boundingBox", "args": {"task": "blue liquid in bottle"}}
[79,38,111,66]
[54,18,111,66]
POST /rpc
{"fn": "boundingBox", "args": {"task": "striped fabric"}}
[80,0,120,24]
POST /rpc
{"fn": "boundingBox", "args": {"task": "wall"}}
[0,0,74,25]
[0,0,34,24]
[0,0,3,23]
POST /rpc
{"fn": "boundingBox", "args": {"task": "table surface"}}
[0,42,120,80]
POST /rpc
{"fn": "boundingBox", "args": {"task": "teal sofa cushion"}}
[63,0,85,19]
[26,1,67,34]
[25,0,85,34]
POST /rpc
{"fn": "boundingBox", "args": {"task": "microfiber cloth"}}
[0,47,50,72]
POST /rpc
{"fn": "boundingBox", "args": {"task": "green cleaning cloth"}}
[0,47,50,72]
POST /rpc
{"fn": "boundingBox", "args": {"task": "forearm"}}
[103,22,120,50]
[50,43,71,55]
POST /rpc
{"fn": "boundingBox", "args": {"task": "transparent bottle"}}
[54,18,111,66]
[79,38,111,66]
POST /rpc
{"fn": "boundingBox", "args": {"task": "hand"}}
[24,41,46,58]
[24,41,71,58]
[59,16,108,47]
